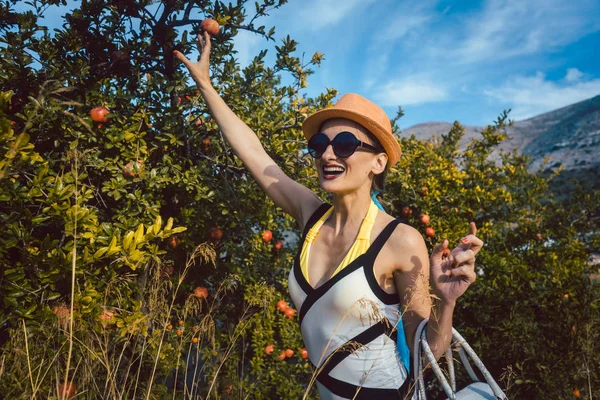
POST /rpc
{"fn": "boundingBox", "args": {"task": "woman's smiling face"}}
[314,118,388,195]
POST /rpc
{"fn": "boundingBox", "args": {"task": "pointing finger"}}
[468,235,483,254]
[173,50,193,69]
[469,222,477,237]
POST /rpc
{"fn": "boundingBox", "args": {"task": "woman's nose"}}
[321,143,336,160]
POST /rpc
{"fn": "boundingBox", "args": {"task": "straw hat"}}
[302,93,401,167]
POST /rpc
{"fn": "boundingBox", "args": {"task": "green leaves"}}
[90,217,186,270]
[0,93,43,179]
[4,0,598,398]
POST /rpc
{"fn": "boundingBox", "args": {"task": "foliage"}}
[1,0,598,399]
[386,118,600,398]
[1,0,328,398]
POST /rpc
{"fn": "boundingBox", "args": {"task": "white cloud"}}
[363,0,439,89]
[297,0,375,31]
[484,69,600,120]
[378,14,433,42]
[373,77,448,106]
[232,30,262,67]
[450,0,600,63]
[565,68,584,83]
[360,0,600,121]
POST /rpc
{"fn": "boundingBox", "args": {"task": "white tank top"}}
[288,203,412,399]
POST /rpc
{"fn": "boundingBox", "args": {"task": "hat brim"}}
[302,108,401,167]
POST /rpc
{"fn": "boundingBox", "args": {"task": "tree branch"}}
[168,19,203,27]
[183,0,194,20]
[165,18,275,41]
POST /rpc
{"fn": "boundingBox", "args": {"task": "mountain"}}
[401,95,600,173]
[400,95,600,196]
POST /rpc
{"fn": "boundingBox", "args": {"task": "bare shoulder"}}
[390,222,427,249]
[385,221,429,273]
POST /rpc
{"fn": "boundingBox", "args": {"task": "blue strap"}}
[371,190,385,211]
[396,316,411,374]
[371,191,410,371]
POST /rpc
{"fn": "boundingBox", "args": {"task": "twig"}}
[205,310,253,397]
[63,110,95,136]
[145,245,206,400]
[183,0,194,20]
[61,141,79,400]
[582,352,593,400]
[22,320,36,399]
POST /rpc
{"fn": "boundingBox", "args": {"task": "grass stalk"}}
[21,320,35,399]
[62,149,79,400]
[145,245,203,400]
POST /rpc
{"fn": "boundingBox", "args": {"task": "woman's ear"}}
[372,153,388,175]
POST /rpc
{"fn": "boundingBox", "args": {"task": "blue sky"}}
[233,0,600,128]
[15,0,600,129]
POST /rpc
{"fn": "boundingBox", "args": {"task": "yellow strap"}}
[300,201,378,285]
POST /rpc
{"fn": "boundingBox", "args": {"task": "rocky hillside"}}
[401,95,600,196]
[401,95,600,173]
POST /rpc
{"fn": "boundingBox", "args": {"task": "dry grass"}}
[0,241,232,399]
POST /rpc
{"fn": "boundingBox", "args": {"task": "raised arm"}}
[174,32,322,225]
[393,223,480,360]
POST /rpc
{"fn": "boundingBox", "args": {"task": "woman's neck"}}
[328,188,373,235]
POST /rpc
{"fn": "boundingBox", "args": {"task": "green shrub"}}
[1,1,598,399]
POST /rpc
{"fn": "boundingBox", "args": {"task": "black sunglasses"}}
[307,132,382,159]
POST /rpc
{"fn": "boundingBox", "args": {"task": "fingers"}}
[459,234,483,255]
[173,50,193,69]
[449,265,476,283]
[431,239,449,260]
[197,33,205,52]
[197,32,211,53]
[456,222,483,254]
[452,249,475,266]
[468,222,477,237]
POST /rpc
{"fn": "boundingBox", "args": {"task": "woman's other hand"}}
[173,31,212,89]
[429,222,481,304]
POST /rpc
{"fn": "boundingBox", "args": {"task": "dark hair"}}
[365,130,388,193]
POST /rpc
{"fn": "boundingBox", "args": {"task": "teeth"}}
[323,166,344,173]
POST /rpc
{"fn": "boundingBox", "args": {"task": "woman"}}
[174,32,480,399]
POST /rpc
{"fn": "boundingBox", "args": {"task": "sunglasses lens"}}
[307,132,363,158]
[332,132,359,158]
[307,133,329,158]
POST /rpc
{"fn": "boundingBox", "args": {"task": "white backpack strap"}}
[412,321,507,400]
[412,318,429,399]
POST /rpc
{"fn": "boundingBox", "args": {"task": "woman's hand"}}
[173,31,212,89]
[429,222,482,304]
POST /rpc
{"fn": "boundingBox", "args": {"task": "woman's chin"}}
[319,179,338,193]
[319,176,348,193]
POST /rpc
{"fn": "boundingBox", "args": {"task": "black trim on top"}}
[318,319,391,375]
[316,319,410,399]
[301,203,332,238]
[298,218,404,322]
[363,263,400,305]
[362,219,403,305]
[361,218,402,263]
[293,203,332,294]
[293,251,313,294]
[317,373,409,399]
[298,254,366,324]
[388,326,399,343]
